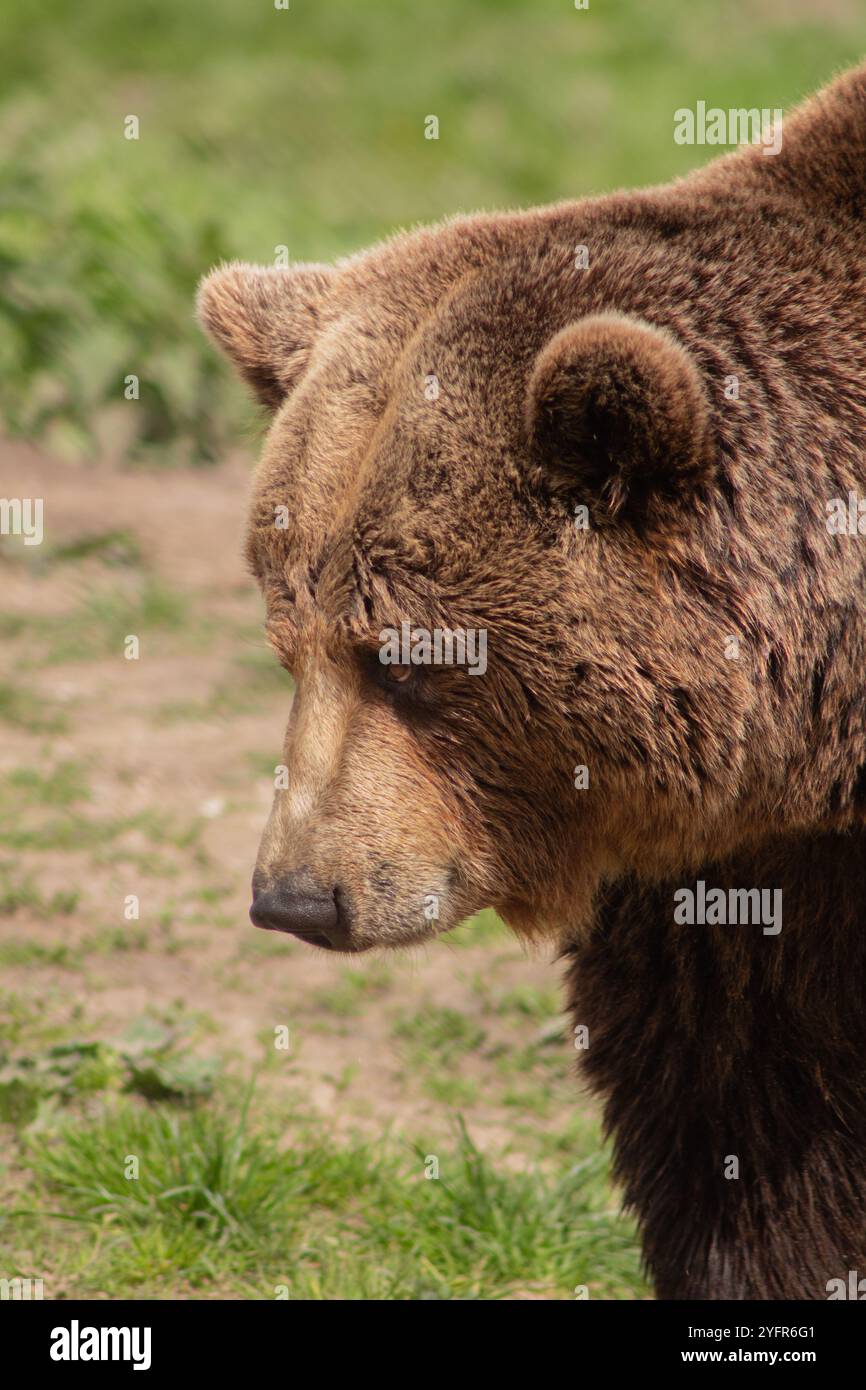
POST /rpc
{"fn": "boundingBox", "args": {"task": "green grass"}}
[42,530,144,568]
[441,907,509,947]
[0,866,79,917]
[492,984,563,1021]
[3,762,91,808]
[4,1096,645,1298]
[1,529,145,573]
[0,682,68,734]
[0,990,87,1049]
[0,925,149,969]
[77,578,189,646]
[0,1027,220,1126]
[154,649,292,723]
[0,811,200,855]
[423,1075,480,1107]
[313,963,395,1017]
[3,576,238,671]
[393,1005,487,1067]
[0,759,204,858]
[37,578,192,662]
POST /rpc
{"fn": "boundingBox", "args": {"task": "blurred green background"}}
[3,0,866,462]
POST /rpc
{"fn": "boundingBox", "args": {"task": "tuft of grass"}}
[0,1024,222,1127]
[0,682,68,734]
[82,578,188,636]
[0,866,80,917]
[0,805,202,856]
[494,1040,571,1083]
[0,990,86,1049]
[58,579,191,659]
[154,649,292,724]
[0,925,149,970]
[441,908,509,947]
[493,984,563,1021]
[11,1097,646,1298]
[423,1075,480,1107]
[313,963,395,1017]
[2,580,200,665]
[501,1085,556,1119]
[45,530,144,568]
[3,530,145,574]
[393,1005,486,1067]
[0,939,75,969]
[3,761,90,809]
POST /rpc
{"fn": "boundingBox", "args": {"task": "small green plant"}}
[0,1019,221,1126]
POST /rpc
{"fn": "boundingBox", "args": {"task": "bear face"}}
[199,73,866,952]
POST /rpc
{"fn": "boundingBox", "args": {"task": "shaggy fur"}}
[199,63,866,1298]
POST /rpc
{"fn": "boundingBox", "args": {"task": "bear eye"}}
[359,647,420,699]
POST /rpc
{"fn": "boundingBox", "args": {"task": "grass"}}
[441,907,510,947]
[3,762,91,808]
[0,867,79,917]
[154,649,293,723]
[313,964,395,1017]
[1,529,144,573]
[41,529,144,568]
[0,758,203,859]
[393,1006,487,1067]
[423,1075,480,1107]
[0,990,87,1050]
[0,808,202,855]
[0,926,149,970]
[77,579,189,648]
[493,984,563,1020]
[39,578,192,662]
[2,574,231,670]
[4,1095,645,1299]
[0,682,68,734]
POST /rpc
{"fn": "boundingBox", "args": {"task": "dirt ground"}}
[0,440,591,1159]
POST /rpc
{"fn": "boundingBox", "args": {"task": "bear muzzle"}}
[250,867,357,952]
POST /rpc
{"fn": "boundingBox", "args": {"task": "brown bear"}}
[198,63,866,1300]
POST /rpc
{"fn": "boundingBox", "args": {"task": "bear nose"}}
[249,871,345,948]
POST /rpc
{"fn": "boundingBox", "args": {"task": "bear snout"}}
[249,867,356,952]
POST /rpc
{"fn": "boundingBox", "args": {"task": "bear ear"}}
[197,260,334,410]
[525,313,713,524]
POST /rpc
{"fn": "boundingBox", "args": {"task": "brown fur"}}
[199,63,866,1297]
